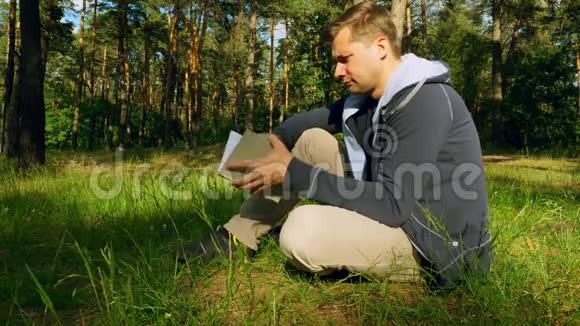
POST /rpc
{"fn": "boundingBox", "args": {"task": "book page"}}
[218,130,243,173]
[217,130,281,202]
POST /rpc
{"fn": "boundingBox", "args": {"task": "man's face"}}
[332,27,384,96]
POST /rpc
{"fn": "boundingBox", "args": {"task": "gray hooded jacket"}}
[273,54,492,290]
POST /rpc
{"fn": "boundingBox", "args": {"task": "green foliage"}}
[45,105,74,150]
[504,45,578,150]
[431,2,490,115]
[427,0,578,152]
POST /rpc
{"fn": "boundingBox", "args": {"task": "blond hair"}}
[326,1,401,58]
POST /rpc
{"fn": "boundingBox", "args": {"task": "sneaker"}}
[177,226,255,263]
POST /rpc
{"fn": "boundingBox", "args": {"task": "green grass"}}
[0,151,578,324]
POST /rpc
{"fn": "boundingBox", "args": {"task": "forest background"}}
[0,0,578,166]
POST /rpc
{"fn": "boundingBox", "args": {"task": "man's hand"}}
[226,135,293,195]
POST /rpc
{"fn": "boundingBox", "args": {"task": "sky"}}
[62,0,83,31]
[0,0,288,40]
[62,1,287,46]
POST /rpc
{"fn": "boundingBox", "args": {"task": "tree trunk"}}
[107,78,117,151]
[187,5,198,148]
[8,0,46,166]
[244,0,257,132]
[88,0,98,150]
[101,44,108,100]
[572,41,579,150]
[124,17,132,144]
[391,0,407,47]
[117,0,129,150]
[212,63,220,141]
[233,67,239,130]
[163,2,179,149]
[269,16,275,133]
[15,21,20,51]
[492,0,504,146]
[182,6,191,138]
[194,0,210,147]
[1,0,16,155]
[189,0,210,148]
[576,43,580,118]
[503,0,524,95]
[73,0,86,151]
[281,19,289,125]
[140,18,150,147]
[41,0,55,81]
[421,0,428,57]
[175,70,183,124]
[405,0,412,54]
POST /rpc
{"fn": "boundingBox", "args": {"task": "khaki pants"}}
[224,128,417,278]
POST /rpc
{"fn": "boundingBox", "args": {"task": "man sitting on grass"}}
[181,1,492,291]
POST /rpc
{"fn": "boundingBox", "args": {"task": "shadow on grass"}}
[283,262,374,284]
[0,188,241,324]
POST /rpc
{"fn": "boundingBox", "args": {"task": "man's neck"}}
[370,57,402,100]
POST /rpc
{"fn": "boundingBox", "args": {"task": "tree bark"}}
[101,44,108,100]
[117,0,129,150]
[195,0,210,147]
[503,0,524,95]
[233,67,240,130]
[41,0,55,81]
[244,0,257,132]
[492,0,504,145]
[576,42,580,118]
[189,0,210,148]
[212,63,220,141]
[1,0,16,155]
[140,16,150,147]
[269,16,275,133]
[164,2,179,149]
[421,0,428,57]
[281,19,289,125]
[72,0,86,151]
[391,0,407,48]
[8,0,46,166]
[107,77,117,151]
[405,0,412,54]
[182,5,192,136]
[187,4,198,148]
[102,44,114,150]
[88,0,98,150]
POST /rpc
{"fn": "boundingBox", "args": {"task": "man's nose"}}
[334,63,346,79]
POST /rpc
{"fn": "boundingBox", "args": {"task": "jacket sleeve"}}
[272,96,346,150]
[284,85,454,227]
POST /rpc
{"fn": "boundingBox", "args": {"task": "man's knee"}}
[279,205,323,265]
[294,128,337,153]
[293,128,343,176]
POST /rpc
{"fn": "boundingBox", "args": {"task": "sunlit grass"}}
[0,152,578,324]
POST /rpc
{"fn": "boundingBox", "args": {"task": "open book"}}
[218,130,282,202]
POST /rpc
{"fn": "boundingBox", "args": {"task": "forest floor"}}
[0,147,578,324]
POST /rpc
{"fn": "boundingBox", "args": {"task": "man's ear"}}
[374,35,390,60]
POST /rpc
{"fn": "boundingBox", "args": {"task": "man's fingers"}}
[231,171,261,187]
[240,177,266,193]
[226,160,258,171]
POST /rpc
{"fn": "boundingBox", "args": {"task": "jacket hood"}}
[377,53,451,110]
